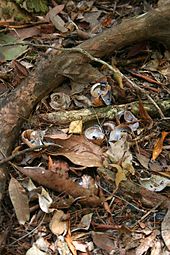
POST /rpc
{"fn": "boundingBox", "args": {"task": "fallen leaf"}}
[73,213,93,231]
[45,132,71,140]
[65,232,77,255]
[10,26,40,40]
[112,63,124,90]
[9,177,30,225]
[15,166,101,207]
[92,231,115,253]
[12,60,29,77]
[136,153,150,169]
[49,210,68,236]
[152,131,169,160]
[69,120,83,134]
[56,235,72,254]
[84,10,101,28]
[106,134,132,164]
[136,230,158,255]
[111,164,127,188]
[139,174,170,192]
[47,135,103,167]
[138,97,153,128]
[46,4,65,20]
[38,187,53,213]
[150,240,162,255]
[72,240,94,252]
[0,33,27,62]
[26,244,48,255]
[49,12,68,33]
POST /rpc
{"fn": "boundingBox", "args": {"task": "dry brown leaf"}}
[111,61,124,90]
[15,166,102,207]
[50,14,67,33]
[152,131,168,160]
[46,4,65,19]
[26,244,48,255]
[65,232,77,255]
[92,231,115,253]
[69,120,83,134]
[47,135,103,167]
[111,164,127,188]
[9,177,30,225]
[136,153,150,169]
[73,213,93,231]
[136,230,158,255]
[49,210,68,236]
[10,26,40,40]
[106,134,130,163]
[138,97,153,128]
[47,5,68,33]
[38,187,53,213]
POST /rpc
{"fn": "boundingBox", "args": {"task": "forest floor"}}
[0,0,170,254]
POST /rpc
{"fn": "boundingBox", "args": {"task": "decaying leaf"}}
[73,213,93,231]
[72,240,94,252]
[65,232,77,255]
[0,33,28,62]
[138,97,153,128]
[136,152,150,169]
[139,174,170,192]
[9,177,30,225]
[56,235,72,255]
[152,131,169,160]
[47,135,103,167]
[26,244,48,255]
[49,210,68,236]
[106,134,134,176]
[51,14,68,33]
[136,230,158,255]
[15,166,101,207]
[69,120,83,134]
[92,231,115,253]
[111,164,127,188]
[38,187,53,213]
[22,178,36,191]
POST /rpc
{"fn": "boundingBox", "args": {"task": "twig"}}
[0,143,61,165]
[132,201,162,228]
[8,213,46,246]
[0,41,165,118]
[38,99,170,125]
[123,75,165,118]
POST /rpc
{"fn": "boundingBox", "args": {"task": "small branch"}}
[38,99,170,125]
[132,201,162,228]
[0,144,61,165]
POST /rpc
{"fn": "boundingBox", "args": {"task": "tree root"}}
[0,4,170,203]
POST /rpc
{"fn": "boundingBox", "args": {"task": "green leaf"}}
[0,33,27,61]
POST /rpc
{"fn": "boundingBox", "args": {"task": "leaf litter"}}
[1,0,170,254]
